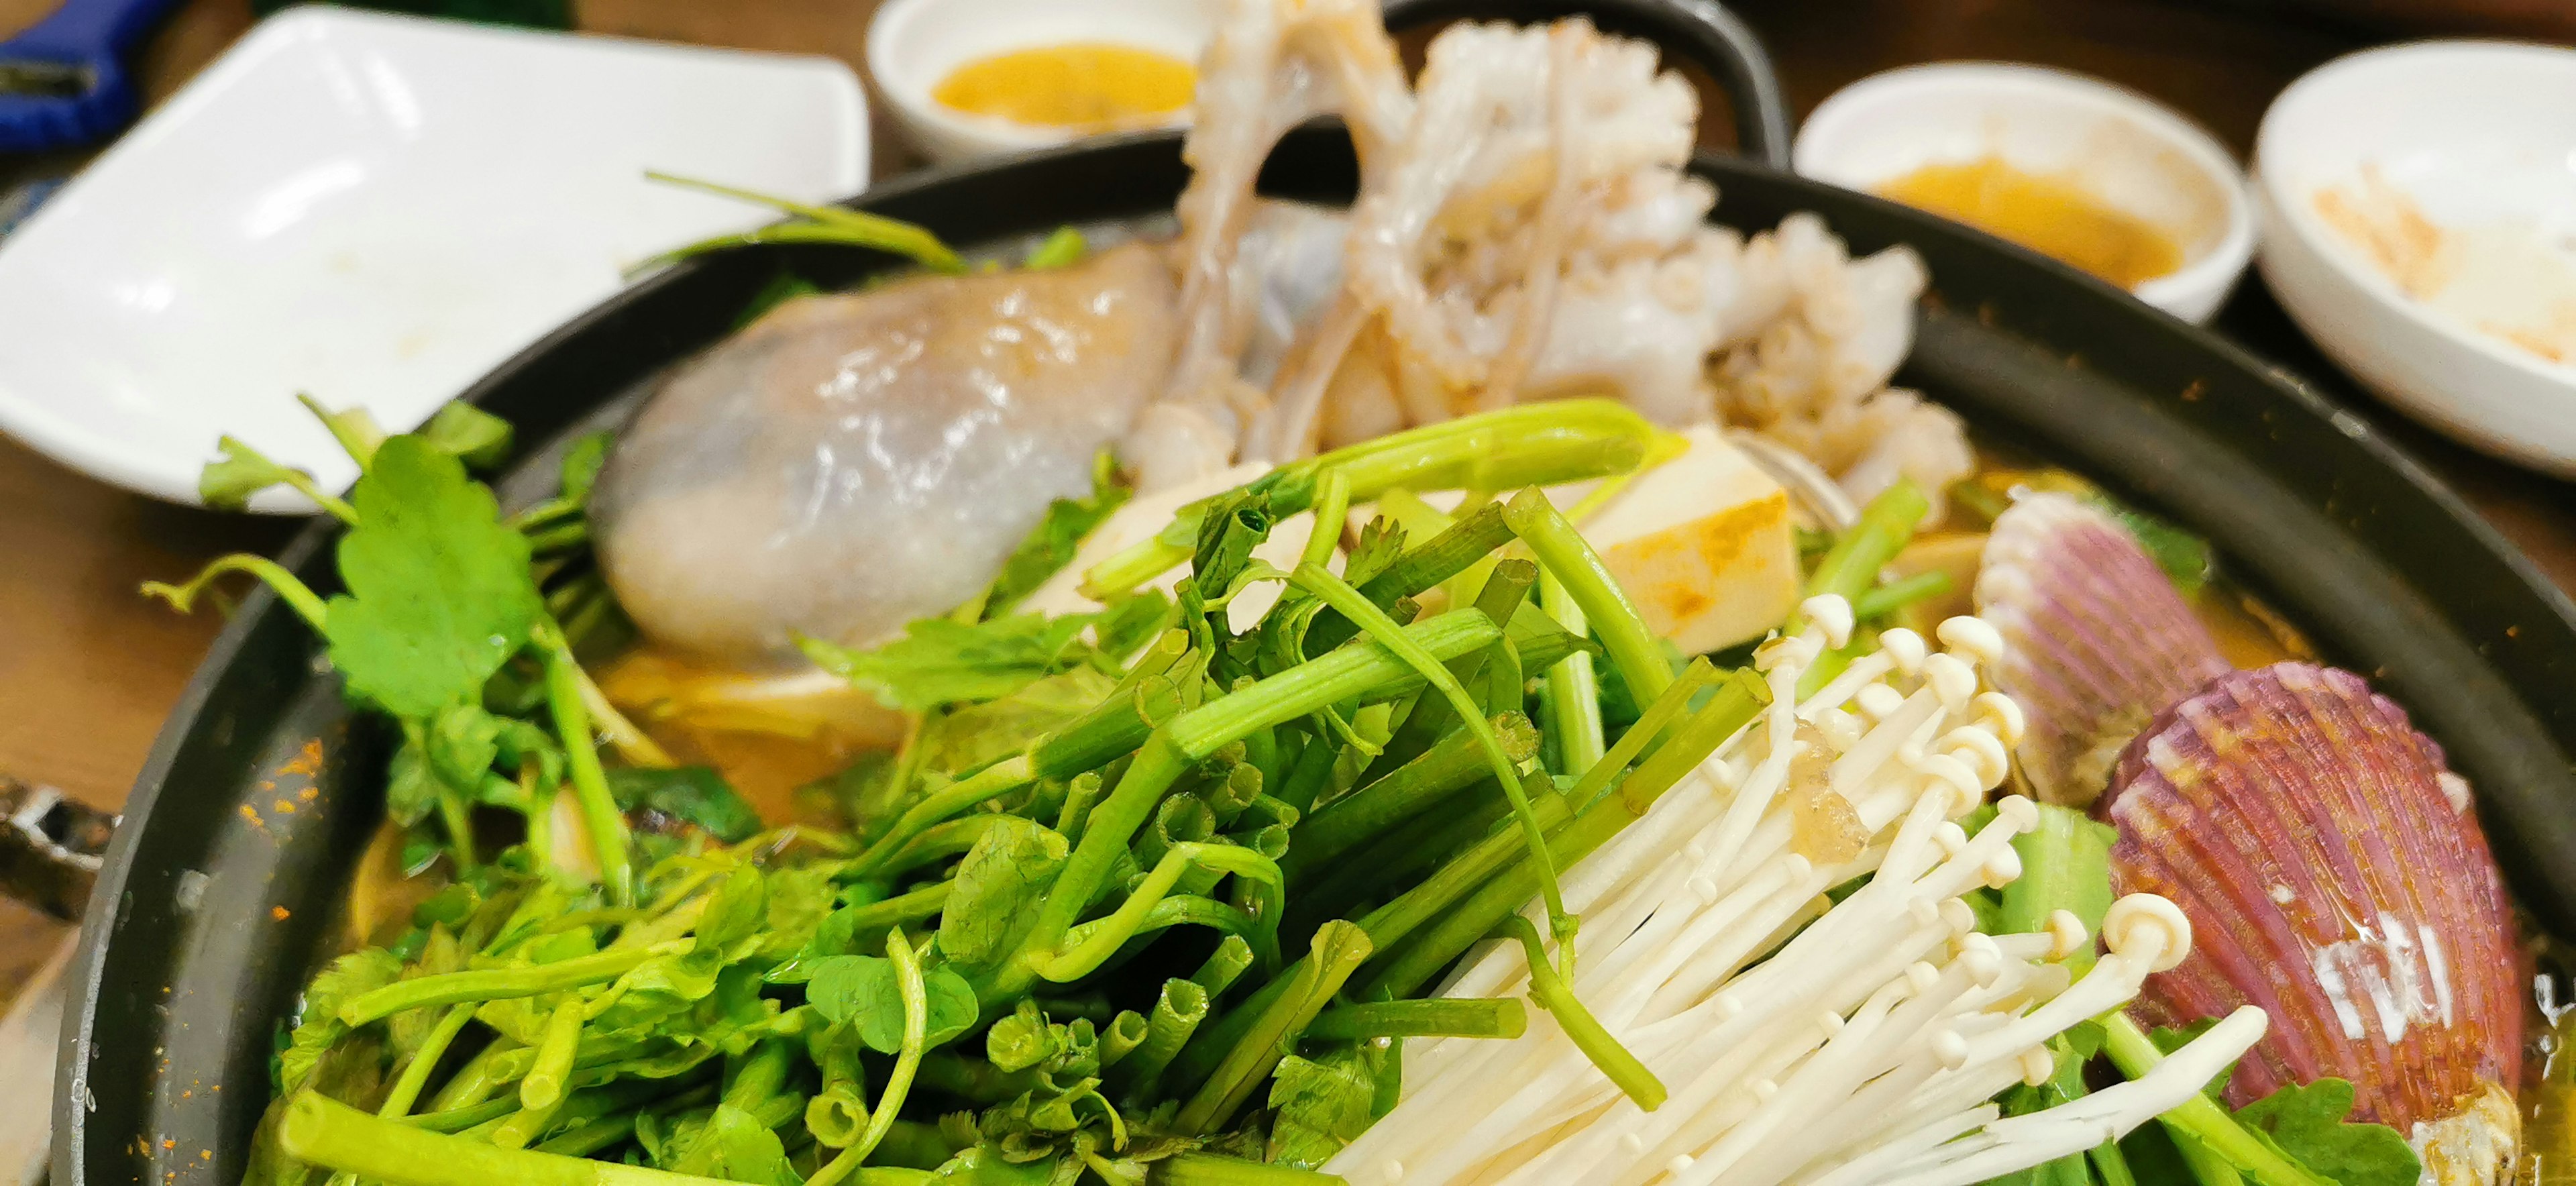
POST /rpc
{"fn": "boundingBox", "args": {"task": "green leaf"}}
[922,668,1120,776]
[1266,1048,1379,1170]
[984,450,1130,616]
[1342,517,1407,588]
[278,949,402,1093]
[806,955,976,1053]
[1189,488,1275,605]
[385,726,441,828]
[606,767,763,843]
[417,402,515,471]
[1997,803,2118,977]
[199,436,307,512]
[1022,226,1087,270]
[734,271,822,331]
[802,613,1101,712]
[299,394,387,468]
[934,818,1069,973]
[558,431,614,508]
[2235,1079,2422,1186]
[987,1000,1061,1073]
[670,1103,804,1185]
[2089,495,2213,597]
[323,437,545,720]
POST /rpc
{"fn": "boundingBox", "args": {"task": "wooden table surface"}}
[1,0,2572,995]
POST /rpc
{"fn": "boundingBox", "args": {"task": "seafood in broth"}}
[142,0,2549,1183]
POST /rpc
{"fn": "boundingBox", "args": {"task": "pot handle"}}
[1,775,113,922]
[1378,0,1792,169]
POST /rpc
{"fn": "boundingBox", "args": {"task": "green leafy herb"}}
[802,612,1103,712]
[1022,226,1088,270]
[606,766,763,843]
[323,436,545,720]
[808,954,977,1052]
[2235,1079,2422,1186]
[557,431,614,508]
[984,450,1132,616]
[417,402,515,471]
[1265,1047,1379,1169]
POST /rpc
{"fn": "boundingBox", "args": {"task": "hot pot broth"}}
[144,3,2548,1184]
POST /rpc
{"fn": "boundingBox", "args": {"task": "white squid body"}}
[590,244,1177,663]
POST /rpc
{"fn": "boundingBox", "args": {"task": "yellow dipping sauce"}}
[1878,156,2185,289]
[932,43,1195,131]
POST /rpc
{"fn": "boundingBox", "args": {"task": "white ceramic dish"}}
[2254,41,2576,475]
[869,0,1216,164]
[0,8,867,511]
[1795,62,2255,324]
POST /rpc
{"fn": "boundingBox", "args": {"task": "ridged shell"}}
[1973,492,2230,805]
[2104,662,2520,1132]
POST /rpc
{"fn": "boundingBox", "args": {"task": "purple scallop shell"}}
[1974,492,2230,806]
[2104,662,2520,1132]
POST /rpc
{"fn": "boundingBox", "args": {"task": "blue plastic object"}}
[0,0,182,152]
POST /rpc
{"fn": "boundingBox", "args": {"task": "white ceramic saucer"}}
[0,8,867,510]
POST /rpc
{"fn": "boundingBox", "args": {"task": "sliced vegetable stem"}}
[2100,1014,2334,1186]
[1303,997,1527,1041]
[339,942,680,1026]
[1174,921,1372,1134]
[1502,488,1670,706]
[142,554,330,631]
[378,1004,476,1118]
[1538,569,1606,775]
[541,624,636,907]
[278,1093,749,1186]
[1498,917,1663,1109]
[1291,562,1574,964]
[808,927,931,1186]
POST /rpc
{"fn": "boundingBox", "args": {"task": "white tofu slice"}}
[1575,424,1799,655]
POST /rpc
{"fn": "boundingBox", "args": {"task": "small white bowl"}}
[1795,62,2256,323]
[868,0,1217,165]
[0,8,867,510]
[2254,41,2576,475]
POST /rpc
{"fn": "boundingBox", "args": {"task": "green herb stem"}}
[279,1092,747,1186]
[1175,921,1372,1135]
[1538,570,1606,775]
[518,998,585,1112]
[1290,562,1572,959]
[1036,842,1283,981]
[1285,712,1535,882]
[339,942,680,1027]
[1301,469,1350,572]
[541,625,635,907]
[2100,1014,2334,1186]
[1849,570,1951,620]
[1192,934,1256,1000]
[1114,977,1212,1101]
[1304,997,1527,1041]
[1502,488,1670,707]
[1564,658,1717,812]
[847,755,1036,879]
[1079,401,1654,601]
[379,1004,476,1118]
[141,554,330,631]
[1498,917,1663,1109]
[642,172,964,274]
[810,928,932,1186]
[1150,1152,1350,1185]
[1796,481,1929,629]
